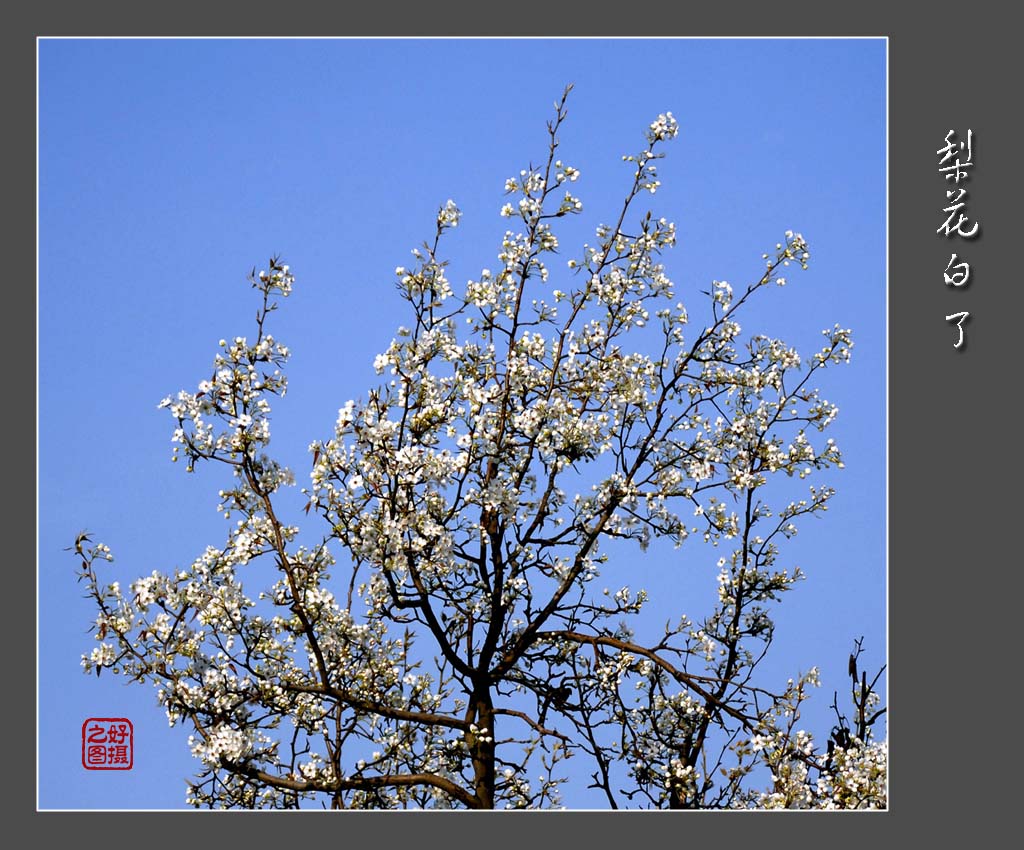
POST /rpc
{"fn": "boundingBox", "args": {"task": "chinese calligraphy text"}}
[939,130,977,350]
[82,717,134,770]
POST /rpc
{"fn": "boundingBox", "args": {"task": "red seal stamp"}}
[82,718,134,770]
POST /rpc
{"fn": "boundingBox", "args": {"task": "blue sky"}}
[39,38,886,809]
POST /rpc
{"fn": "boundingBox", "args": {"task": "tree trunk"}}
[469,685,496,809]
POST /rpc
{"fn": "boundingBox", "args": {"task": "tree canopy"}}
[77,87,885,809]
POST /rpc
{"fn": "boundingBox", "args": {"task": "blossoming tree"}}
[77,87,885,809]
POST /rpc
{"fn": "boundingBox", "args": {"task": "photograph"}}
[38,36,887,810]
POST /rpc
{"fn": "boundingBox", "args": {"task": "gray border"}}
[18,0,1023,845]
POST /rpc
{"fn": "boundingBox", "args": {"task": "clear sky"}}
[38,37,886,809]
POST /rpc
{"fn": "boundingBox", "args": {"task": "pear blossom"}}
[76,88,881,810]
